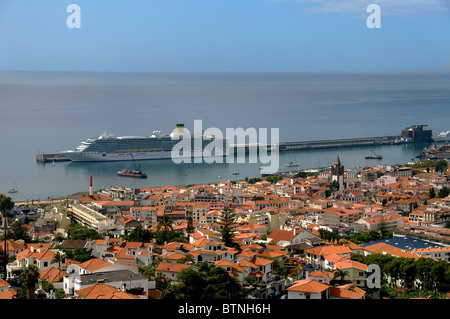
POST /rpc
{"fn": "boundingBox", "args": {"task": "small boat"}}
[232,171,240,175]
[365,150,383,160]
[117,169,147,178]
[8,180,18,193]
[284,161,299,167]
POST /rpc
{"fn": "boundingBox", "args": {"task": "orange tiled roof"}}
[75,283,140,299]
[0,290,16,299]
[155,262,190,273]
[287,279,330,293]
[39,267,69,283]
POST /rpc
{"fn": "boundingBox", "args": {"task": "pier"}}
[36,153,71,163]
[231,135,403,154]
[232,125,433,154]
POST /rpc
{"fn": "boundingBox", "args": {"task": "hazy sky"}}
[0,0,449,72]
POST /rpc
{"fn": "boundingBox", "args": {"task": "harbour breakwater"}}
[36,125,433,162]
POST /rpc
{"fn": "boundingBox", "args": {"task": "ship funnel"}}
[175,123,185,134]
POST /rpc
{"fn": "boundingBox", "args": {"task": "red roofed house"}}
[334,260,368,288]
[356,212,404,231]
[305,245,353,269]
[286,279,330,299]
[75,283,140,299]
[155,262,191,282]
[329,283,366,299]
[266,228,319,247]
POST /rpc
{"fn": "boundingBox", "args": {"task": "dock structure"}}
[231,125,433,154]
[36,153,71,163]
[230,135,403,154]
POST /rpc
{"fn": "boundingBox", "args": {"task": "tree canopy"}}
[162,262,243,299]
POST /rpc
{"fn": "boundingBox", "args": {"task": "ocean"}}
[1,70,449,201]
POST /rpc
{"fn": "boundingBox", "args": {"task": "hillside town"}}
[1,156,450,300]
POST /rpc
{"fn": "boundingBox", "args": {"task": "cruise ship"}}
[62,124,229,162]
[432,131,450,142]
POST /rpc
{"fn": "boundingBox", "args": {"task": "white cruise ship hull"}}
[62,124,229,162]
[432,136,450,142]
[62,150,227,162]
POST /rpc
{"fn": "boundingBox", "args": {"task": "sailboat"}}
[8,180,18,193]
[232,163,240,175]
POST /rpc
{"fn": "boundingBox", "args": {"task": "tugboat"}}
[117,159,147,178]
[117,168,147,178]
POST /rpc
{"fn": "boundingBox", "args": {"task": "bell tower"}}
[331,154,344,190]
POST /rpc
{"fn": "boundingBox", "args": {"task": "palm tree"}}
[157,214,173,244]
[0,194,14,279]
[51,251,64,271]
[333,269,350,285]
[20,265,40,299]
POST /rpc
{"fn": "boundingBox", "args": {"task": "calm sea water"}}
[1,70,449,201]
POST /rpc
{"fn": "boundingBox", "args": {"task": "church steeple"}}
[331,154,344,191]
[334,154,341,165]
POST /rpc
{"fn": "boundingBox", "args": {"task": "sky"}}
[0,0,449,72]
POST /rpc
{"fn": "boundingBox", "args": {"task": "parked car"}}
[35,289,47,299]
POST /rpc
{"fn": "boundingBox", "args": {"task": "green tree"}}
[174,263,243,299]
[399,258,416,289]
[51,251,64,271]
[437,187,450,199]
[9,219,33,242]
[331,180,340,192]
[66,222,103,240]
[125,226,153,242]
[177,267,207,299]
[0,194,14,277]
[217,207,239,250]
[64,247,93,263]
[377,219,389,238]
[20,265,40,299]
[435,159,448,173]
[186,217,194,234]
[0,194,14,216]
[333,269,350,285]
[157,215,173,244]
[429,187,436,199]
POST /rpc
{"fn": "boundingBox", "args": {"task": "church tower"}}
[331,154,344,191]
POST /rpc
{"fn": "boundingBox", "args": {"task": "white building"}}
[63,269,152,297]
